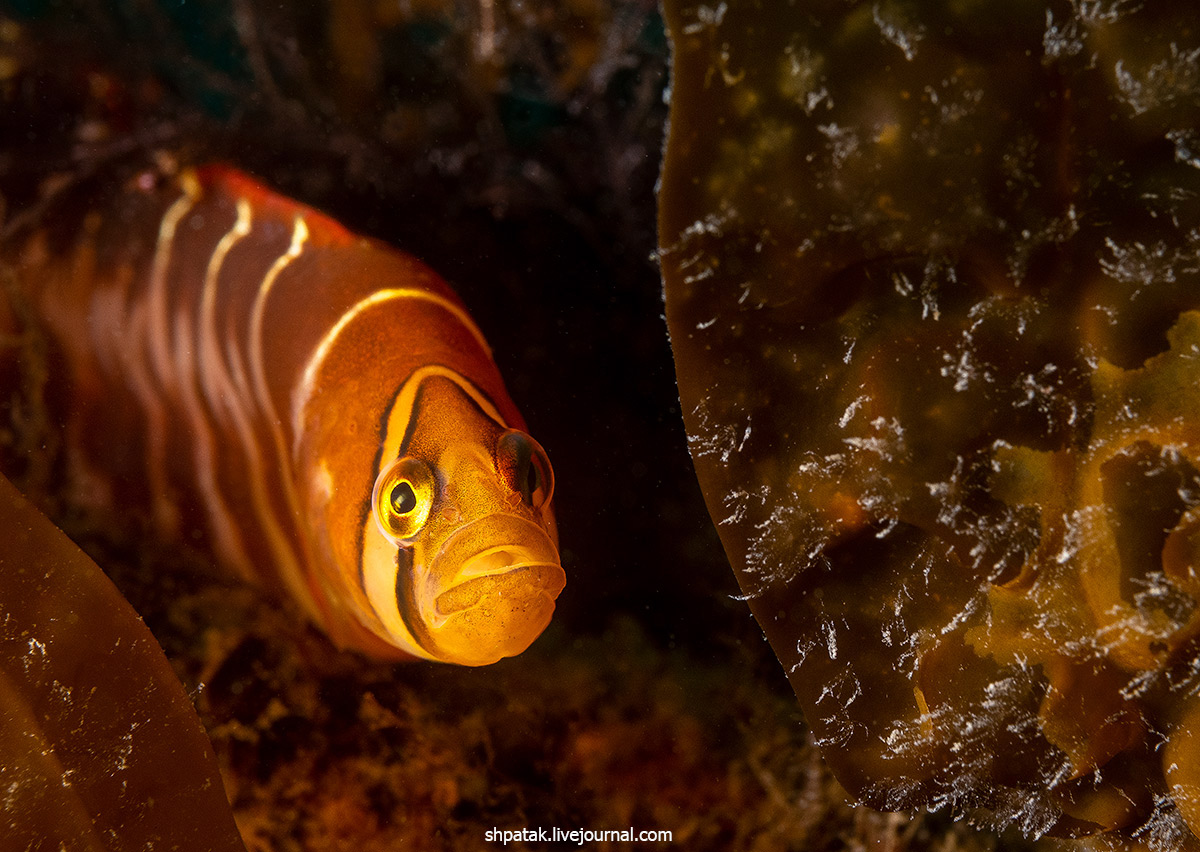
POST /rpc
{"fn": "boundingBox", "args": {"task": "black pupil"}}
[519,458,542,506]
[390,481,417,514]
[525,462,540,498]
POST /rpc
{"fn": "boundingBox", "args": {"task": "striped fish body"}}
[1,165,563,666]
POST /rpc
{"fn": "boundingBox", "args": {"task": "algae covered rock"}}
[659,0,1200,843]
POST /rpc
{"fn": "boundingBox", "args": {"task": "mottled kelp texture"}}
[660,0,1200,846]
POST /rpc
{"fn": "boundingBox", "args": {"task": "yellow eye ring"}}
[372,456,435,542]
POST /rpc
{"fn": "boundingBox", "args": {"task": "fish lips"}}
[419,513,564,665]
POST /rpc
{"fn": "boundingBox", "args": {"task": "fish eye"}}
[390,481,417,514]
[372,457,435,542]
[497,430,554,510]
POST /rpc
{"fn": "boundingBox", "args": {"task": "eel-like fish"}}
[1,163,564,666]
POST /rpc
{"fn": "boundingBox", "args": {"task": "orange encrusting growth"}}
[1,163,563,666]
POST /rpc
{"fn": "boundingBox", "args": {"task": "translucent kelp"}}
[659,0,1200,844]
[0,472,245,851]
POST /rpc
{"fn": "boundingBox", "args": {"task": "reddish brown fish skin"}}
[1,164,560,664]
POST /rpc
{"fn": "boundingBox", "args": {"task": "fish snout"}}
[421,514,564,666]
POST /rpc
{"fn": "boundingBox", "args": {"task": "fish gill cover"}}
[659,0,1200,847]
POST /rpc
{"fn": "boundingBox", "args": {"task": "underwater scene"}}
[0,1,1198,850]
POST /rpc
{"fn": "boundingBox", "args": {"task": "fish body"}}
[1,164,563,666]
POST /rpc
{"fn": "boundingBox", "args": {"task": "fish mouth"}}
[419,514,564,666]
[433,557,565,621]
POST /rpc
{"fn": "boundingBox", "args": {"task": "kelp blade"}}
[660,0,1200,843]
[0,473,246,851]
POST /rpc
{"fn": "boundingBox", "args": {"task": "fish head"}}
[360,373,563,665]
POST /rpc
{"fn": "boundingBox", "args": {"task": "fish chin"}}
[420,516,564,666]
[430,564,564,665]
